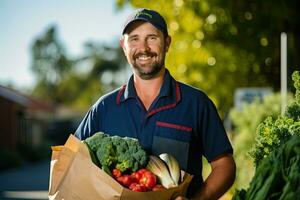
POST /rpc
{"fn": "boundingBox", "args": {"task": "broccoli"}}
[83,140,100,166]
[96,137,116,167]
[125,138,148,171]
[133,150,148,169]
[115,153,134,172]
[85,132,107,152]
[111,135,128,154]
[84,132,148,174]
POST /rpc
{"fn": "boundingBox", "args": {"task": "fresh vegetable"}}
[139,170,157,188]
[137,168,148,175]
[131,169,145,182]
[250,71,300,166]
[84,132,185,192]
[84,132,148,173]
[84,132,107,152]
[233,71,300,199]
[83,140,99,166]
[233,135,300,200]
[96,137,116,168]
[146,155,176,189]
[102,165,112,177]
[129,183,148,192]
[117,175,134,187]
[159,153,180,185]
[113,168,159,192]
[112,169,122,178]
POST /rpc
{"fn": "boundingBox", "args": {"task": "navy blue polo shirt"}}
[75,69,233,195]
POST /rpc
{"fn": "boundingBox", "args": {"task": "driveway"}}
[0,159,50,200]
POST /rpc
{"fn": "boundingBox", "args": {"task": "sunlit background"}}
[0,0,299,199]
[0,0,133,89]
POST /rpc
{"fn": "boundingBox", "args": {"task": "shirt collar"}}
[120,69,175,103]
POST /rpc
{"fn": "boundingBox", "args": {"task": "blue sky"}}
[0,0,133,90]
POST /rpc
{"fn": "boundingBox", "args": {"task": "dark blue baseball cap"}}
[122,8,169,37]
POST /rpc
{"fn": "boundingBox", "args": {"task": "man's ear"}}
[165,36,171,52]
[119,36,126,53]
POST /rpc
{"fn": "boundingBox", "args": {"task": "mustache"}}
[134,51,157,59]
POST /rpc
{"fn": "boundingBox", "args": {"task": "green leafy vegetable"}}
[250,71,300,166]
[233,71,300,199]
[233,135,300,200]
[84,132,148,174]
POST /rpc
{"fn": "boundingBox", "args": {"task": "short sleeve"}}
[74,105,101,140]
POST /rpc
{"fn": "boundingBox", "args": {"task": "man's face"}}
[120,21,171,80]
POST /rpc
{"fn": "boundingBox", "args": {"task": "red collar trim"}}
[116,82,181,117]
[116,84,126,105]
[147,82,181,118]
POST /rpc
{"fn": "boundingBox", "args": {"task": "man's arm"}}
[193,154,236,200]
[176,154,236,200]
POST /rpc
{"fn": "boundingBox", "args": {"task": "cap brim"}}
[122,18,151,35]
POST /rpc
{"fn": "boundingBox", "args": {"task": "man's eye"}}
[129,37,138,42]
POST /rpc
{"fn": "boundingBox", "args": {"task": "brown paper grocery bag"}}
[48,134,193,200]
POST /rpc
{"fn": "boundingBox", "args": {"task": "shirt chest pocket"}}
[152,121,193,170]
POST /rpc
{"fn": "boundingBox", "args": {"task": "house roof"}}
[0,85,30,106]
[0,85,55,112]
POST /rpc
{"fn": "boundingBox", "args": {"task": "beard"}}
[131,51,165,80]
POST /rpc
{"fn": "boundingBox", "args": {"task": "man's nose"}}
[139,39,150,51]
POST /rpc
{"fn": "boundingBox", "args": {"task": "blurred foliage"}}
[229,93,293,189]
[30,1,300,115]
[250,71,300,166]
[30,25,127,111]
[116,0,300,116]
[31,26,72,86]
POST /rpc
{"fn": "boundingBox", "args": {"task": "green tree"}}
[30,25,127,110]
[31,25,72,88]
[60,41,127,110]
[31,25,73,102]
[115,0,300,116]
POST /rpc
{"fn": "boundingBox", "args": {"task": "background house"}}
[0,85,55,151]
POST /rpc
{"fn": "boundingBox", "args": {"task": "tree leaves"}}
[30,25,126,110]
[115,0,300,116]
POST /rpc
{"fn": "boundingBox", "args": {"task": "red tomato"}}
[129,183,148,192]
[117,175,133,188]
[112,169,122,178]
[152,184,166,191]
[137,168,148,174]
[139,171,157,188]
[131,172,142,182]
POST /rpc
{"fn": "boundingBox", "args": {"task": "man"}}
[75,8,236,200]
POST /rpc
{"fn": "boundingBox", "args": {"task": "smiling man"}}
[121,19,170,80]
[120,18,171,110]
[75,8,236,200]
